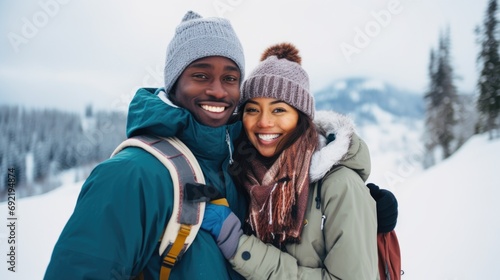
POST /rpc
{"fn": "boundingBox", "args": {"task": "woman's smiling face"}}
[242,97,299,158]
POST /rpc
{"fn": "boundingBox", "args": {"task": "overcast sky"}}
[0,0,489,112]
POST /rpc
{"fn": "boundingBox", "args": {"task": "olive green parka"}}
[230,111,379,280]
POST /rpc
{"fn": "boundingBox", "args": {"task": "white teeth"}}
[201,105,225,113]
[258,134,280,141]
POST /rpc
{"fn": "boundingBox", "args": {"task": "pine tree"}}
[477,0,500,138]
[423,28,459,166]
[0,103,127,201]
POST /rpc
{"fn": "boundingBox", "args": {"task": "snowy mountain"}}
[314,77,424,124]
[1,133,499,279]
[314,78,426,186]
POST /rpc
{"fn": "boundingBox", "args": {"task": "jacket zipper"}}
[226,128,234,165]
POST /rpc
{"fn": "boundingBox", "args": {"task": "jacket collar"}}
[126,88,241,163]
[310,110,370,182]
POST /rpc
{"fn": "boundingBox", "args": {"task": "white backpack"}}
[112,135,228,279]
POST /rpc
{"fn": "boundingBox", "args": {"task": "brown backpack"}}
[366,183,402,280]
[377,230,402,280]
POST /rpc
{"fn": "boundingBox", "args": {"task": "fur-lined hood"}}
[309,110,371,182]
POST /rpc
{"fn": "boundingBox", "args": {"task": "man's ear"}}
[168,82,178,104]
[168,91,176,103]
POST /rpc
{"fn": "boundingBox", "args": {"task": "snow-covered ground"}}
[0,181,81,279]
[396,134,500,280]
[0,133,499,279]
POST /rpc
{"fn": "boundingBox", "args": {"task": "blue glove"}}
[201,203,243,259]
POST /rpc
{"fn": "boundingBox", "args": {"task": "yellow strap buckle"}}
[160,224,191,279]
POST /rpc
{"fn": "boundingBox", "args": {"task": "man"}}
[44,11,246,279]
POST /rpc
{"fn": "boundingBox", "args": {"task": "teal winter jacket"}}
[44,88,247,279]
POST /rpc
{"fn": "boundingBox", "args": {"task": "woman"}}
[201,43,379,279]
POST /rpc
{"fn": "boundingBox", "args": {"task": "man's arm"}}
[44,147,174,279]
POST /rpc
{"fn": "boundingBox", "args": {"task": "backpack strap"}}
[111,135,208,279]
[315,165,343,210]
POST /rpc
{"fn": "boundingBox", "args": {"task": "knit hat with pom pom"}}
[241,43,314,119]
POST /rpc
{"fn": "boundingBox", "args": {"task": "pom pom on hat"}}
[260,43,302,65]
[241,42,314,119]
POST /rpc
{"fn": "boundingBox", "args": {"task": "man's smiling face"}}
[170,56,241,127]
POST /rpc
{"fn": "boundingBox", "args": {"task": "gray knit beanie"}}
[164,11,245,94]
[241,43,314,119]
